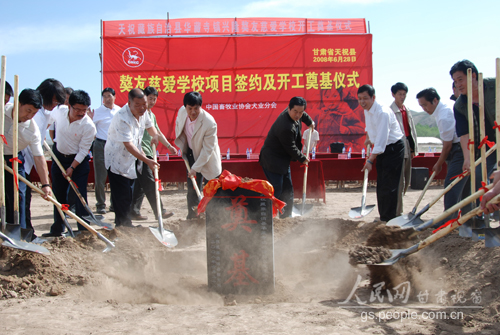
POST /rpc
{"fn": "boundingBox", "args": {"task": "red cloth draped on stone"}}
[198,170,286,217]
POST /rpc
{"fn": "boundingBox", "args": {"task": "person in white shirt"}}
[359,84,405,222]
[22,78,66,235]
[175,91,222,220]
[42,90,96,237]
[105,88,159,227]
[4,89,52,238]
[91,87,120,214]
[417,88,464,225]
[302,128,320,153]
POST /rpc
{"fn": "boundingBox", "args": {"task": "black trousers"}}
[262,166,293,218]
[50,145,90,234]
[376,139,404,222]
[131,157,164,217]
[186,148,204,219]
[108,168,135,226]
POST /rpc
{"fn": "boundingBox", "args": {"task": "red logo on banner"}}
[122,47,144,68]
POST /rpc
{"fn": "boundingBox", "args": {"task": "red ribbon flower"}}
[9,157,23,190]
[155,179,163,191]
[450,170,469,180]
[0,135,7,145]
[478,136,494,149]
[433,211,461,234]
[61,204,70,211]
[467,139,474,150]
[479,181,490,201]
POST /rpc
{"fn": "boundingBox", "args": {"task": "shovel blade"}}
[386,213,415,226]
[0,232,50,255]
[291,204,314,217]
[149,226,178,248]
[82,215,115,231]
[372,249,406,266]
[484,228,500,247]
[348,204,375,219]
[388,214,425,229]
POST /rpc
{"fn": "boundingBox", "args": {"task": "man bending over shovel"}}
[259,97,314,218]
[4,89,52,239]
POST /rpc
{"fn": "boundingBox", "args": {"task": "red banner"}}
[103,18,366,38]
[102,26,372,154]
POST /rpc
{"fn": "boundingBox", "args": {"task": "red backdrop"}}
[102,18,372,154]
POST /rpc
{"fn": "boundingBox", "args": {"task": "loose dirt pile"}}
[348,244,392,265]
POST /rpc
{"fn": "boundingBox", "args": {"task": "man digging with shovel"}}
[259,96,314,218]
[358,84,405,222]
[4,89,52,239]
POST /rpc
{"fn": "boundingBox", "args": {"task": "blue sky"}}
[1,0,499,112]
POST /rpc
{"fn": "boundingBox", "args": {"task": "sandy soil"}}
[1,182,500,334]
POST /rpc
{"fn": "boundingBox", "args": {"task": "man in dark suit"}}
[259,97,314,218]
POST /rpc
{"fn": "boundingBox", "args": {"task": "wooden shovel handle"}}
[183,158,202,199]
[413,171,436,210]
[417,193,500,252]
[4,164,100,237]
[427,144,496,209]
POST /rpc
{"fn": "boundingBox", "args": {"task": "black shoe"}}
[186,213,198,220]
[41,232,63,237]
[96,208,106,215]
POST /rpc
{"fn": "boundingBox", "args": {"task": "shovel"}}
[476,58,500,247]
[387,171,436,226]
[375,193,500,266]
[349,145,375,219]
[149,145,178,248]
[458,68,478,238]
[5,164,115,253]
[292,126,314,216]
[43,141,114,230]
[386,144,497,228]
[183,158,202,202]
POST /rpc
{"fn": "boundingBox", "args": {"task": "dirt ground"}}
[1,181,500,334]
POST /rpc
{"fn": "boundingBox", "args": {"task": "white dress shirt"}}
[3,104,43,156]
[105,104,152,179]
[22,106,54,174]
[184,115,197,149]
[93,104,120,140]
[364,100,404,155]
[48,105,96,163]
[432,101,460,144]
